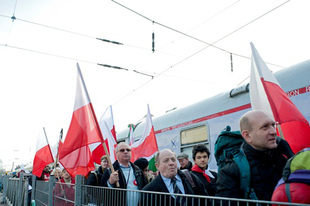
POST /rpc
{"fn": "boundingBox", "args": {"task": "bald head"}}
[115,142,131,165]
[239,110,277,150]
[155,149,178,178]
[115,142,129,152]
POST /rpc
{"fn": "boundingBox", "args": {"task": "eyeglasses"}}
[118,148,131,152]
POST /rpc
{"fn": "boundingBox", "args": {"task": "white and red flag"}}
[59,63,104,177]
[91,105,117,164]
[250,42,310,153]
[32,127,54,177]
[130,104,158,161]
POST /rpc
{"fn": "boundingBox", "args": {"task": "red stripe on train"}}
[155,85,310,134]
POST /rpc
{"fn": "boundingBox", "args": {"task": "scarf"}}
[191,164,210,183]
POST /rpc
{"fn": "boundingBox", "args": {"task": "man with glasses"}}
[100,142,147,206]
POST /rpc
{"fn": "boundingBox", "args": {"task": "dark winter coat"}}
[100,160,147,206]
[216,142,289,201]
[140,170,208,206]
[191,168,218,196]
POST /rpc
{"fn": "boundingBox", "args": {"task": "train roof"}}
[117,59,310,141]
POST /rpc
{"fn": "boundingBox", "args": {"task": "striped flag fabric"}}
[59,63,104,177]
[250,42,310,153]
[32,127,54,177]
[91,105,117,164]
[130,104,158,161]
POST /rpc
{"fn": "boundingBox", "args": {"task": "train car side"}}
[117,59,310,170]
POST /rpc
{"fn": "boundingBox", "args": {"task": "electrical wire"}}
[0,1,290,106]
[110,0,290,105]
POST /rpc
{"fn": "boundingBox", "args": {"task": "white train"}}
[117,59,310,171]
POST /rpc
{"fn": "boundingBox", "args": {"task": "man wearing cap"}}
[177,153,193,171]
[134,157,154,183]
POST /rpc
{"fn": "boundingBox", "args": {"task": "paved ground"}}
[0,192,8,205]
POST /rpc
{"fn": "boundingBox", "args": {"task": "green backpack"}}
[214,126,259,200]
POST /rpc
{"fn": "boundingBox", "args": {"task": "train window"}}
[180,125,208,145]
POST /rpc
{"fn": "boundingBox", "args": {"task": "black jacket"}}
[191,167,218,196]
[100,160,147,206]
[216,141,289,201]
[141,170,208,206]
[180,161,193,171]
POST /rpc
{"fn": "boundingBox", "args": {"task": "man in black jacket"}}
[216,110,293,203]
[191,144,218,196]
[100,142,147,206]
[141,149,208,206]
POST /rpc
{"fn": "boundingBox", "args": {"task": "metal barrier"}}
[3,173,30,206]
[2,174,309,206]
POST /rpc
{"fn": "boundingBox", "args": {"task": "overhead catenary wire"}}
[0,43,196,82]
[111,0,289,68]
[157,0,241,51]
[0,0,286,68]
[0,1,290,106]
[111,0,290,105]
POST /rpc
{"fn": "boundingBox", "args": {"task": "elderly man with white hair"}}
[140,149,208,206]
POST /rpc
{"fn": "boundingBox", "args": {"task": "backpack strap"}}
[233,149,259,200]
[285,183,292,203]
[181,169,196,188]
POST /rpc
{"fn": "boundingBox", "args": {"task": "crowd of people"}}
[33,110,309,206]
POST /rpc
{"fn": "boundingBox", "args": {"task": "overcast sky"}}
[1,0,309,170]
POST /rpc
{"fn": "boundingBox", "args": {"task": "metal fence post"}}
[48,176,55,206]
[2,176,8,204]
[18,173,24,206]
[75,175,82,206]
[31,175,36,202]
[23,177,29,206]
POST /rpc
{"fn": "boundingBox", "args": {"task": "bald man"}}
[216,110,293,202]
[141,149,208,206]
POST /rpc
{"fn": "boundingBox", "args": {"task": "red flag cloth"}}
[91,105,117,164]
[59,63,104,177]
[131,104,158,162]
[32,128,54,177]
[250,43,310,153]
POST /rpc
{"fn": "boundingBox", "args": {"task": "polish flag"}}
[32,128,54,177]
[91,105,117,164]
[250,42,310,153]
[131,104,158,161]
[59,63,104,177]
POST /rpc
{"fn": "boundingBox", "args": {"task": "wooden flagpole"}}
[101,121,120,187]
[101,142,120,187]
[54,128,63,170]
[53,128,67,201]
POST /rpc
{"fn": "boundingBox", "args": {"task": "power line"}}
[0,43,207,82]
[110,0,290,105]
[0,1,289,106]
[111,0,289,68]
[158,0,241,50]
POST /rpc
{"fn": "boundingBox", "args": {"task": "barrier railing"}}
[2,174,309,206]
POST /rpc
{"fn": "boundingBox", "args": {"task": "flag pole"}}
[101,142,120,187]
[54,128,63,170]
[53,128,66,196]
[277,124,285,140]
[101,121,120,187]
